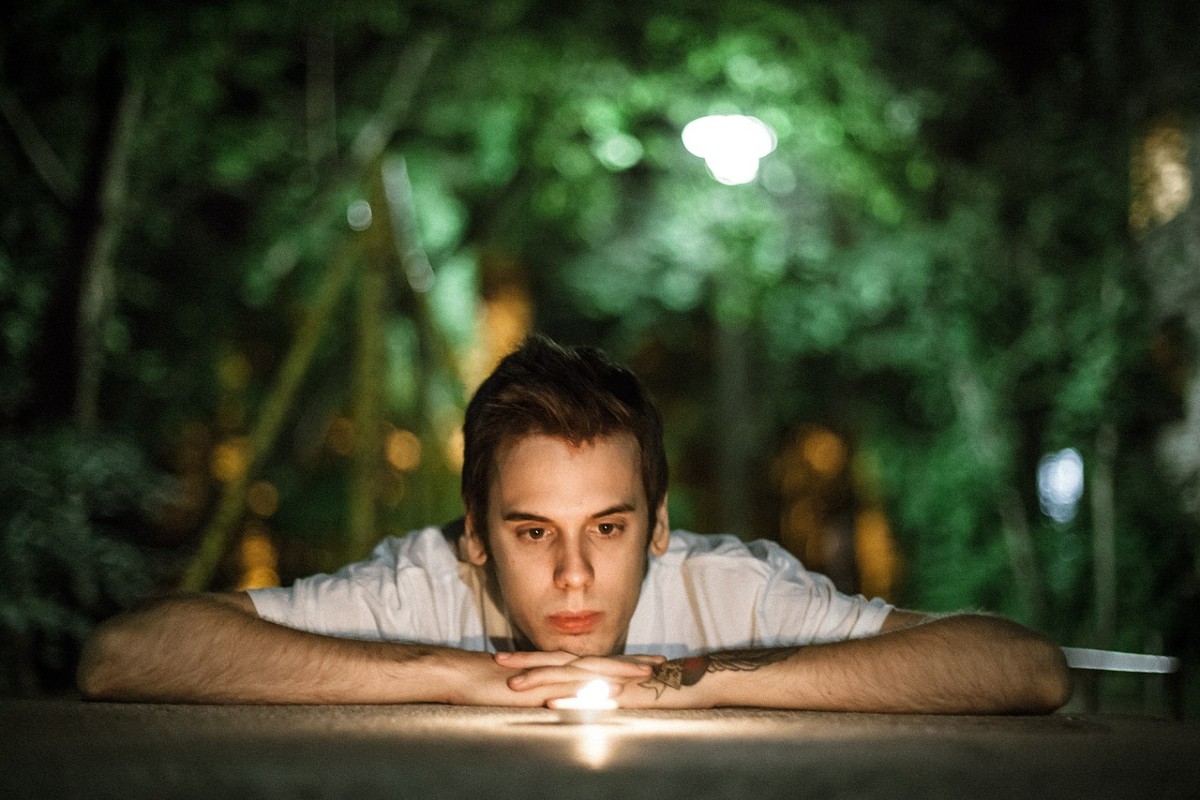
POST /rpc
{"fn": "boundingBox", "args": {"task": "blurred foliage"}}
[2,0,1199,712]
[0,429,171,694]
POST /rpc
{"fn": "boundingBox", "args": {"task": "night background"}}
[2,0,1197,715]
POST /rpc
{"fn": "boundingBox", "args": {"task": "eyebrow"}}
[501,503,638,523]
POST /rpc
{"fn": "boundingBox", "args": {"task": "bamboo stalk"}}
[178,36,442,590]
[179,237,361,591]
[75,77,144,433]
[0,86,79,207]
[345,175,390,562]
[381,156,464,387]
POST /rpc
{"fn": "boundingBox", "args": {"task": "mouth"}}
[546,611,603,635]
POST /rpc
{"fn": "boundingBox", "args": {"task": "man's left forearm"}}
[633,614,1072,714]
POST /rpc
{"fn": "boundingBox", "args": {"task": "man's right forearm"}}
[77,593,500,704]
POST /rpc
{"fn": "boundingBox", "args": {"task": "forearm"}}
[637,614,1071,714]
[77,593,490,704]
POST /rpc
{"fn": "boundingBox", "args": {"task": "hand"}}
[494,650,665,703]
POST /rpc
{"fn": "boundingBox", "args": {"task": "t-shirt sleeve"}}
[247,541,406,641]
[753,539,893,645]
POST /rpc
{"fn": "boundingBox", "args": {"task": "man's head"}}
[459,335,670,655]
[461,335,668,539]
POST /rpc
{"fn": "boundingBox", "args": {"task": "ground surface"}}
[3,699,1197,799]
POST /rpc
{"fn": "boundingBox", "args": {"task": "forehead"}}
[489,433,644,512]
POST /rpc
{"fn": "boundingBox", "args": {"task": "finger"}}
[507,665,629,692]
[565,656,656,677]
[497,653,656,679]
[622,653,668,666]
[493,650,575,669]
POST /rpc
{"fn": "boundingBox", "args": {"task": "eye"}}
[596,522,622,536]
[520,527,548,541]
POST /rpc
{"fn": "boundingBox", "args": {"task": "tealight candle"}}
[554,679,618,724]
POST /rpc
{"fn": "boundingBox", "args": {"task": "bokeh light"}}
[386,428,423,472]
[1037,448,1085,523]
[682,114,777,185]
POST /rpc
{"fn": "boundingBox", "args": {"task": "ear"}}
[649,493,670,557]
[463,512,489,566]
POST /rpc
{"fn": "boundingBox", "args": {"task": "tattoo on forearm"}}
[638,648,797,699]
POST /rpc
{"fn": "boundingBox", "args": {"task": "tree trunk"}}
[1090,423,1118,649]
[16,52,128,424]
[950,356,1046,625]
[345,178,390,562]
[75,75,144,433]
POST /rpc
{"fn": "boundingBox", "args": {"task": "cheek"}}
[612,549,650,591]
[492,551,545,600]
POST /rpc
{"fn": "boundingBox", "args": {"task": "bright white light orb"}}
[682,114,777,185]
[1037,448,1084,523]
[347,199,373,231]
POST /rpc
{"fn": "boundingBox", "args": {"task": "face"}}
[463,433,669,656]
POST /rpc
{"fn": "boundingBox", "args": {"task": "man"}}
[78,336,1071,712]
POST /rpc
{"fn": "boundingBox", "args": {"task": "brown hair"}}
[461,335,668,539]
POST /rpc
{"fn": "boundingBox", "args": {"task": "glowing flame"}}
[575,679,612,707]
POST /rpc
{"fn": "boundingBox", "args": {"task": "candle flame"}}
[576,679,611,706]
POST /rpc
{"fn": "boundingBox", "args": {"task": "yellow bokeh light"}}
[802,428,847,478]
[210,436,249,483]
[780,499,822,567]
[855,508,901,602]
[238,567,280,590]
[246,480,279,518]
[1131,115,1191,233]
[241,531,274,565]
[444,427,465,472]
[466,284,534,392]
[386,428,422,471]
[236,523,279,591]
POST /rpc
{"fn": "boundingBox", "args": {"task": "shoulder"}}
[256,523,457,599]
[665,529,743,554]
[247,523,470,639]
[663,530,801,571]
[375,524,461,567]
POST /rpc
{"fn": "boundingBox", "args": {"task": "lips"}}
[547,611,602,635]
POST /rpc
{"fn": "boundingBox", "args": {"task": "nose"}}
[553,537,594,590]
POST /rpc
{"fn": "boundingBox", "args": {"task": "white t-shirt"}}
[249,526,893,660]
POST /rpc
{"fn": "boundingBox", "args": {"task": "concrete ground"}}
[3,699,1198,799]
